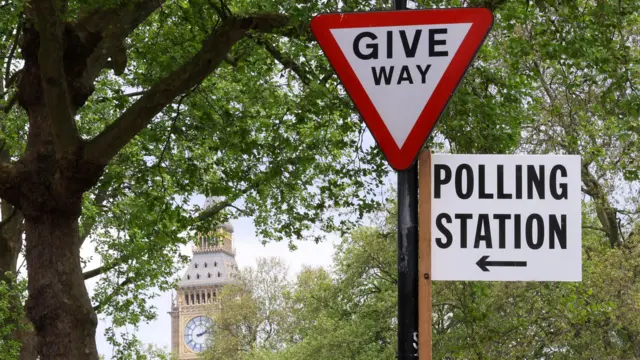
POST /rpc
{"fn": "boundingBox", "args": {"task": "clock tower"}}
[169,198,238,359]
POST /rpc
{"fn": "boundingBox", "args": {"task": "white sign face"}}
[330,24,470,148]
[431,154,582,281]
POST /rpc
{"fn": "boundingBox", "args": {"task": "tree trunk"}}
[24,213,99,360]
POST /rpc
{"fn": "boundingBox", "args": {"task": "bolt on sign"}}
[431,154,582,281]
[311,9,493,170]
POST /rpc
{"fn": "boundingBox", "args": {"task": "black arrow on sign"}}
[476,255,527,272]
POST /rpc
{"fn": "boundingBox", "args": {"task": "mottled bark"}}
[24,213,98,360]
[582,163,620,248]
[15,15,102,359]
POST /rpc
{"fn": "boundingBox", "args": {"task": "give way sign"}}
[311,9,493,170]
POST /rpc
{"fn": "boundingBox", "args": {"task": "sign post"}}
[418,150,432,360]
[390,1,420,358]
[397,152,419,360]
[311,7,494,359]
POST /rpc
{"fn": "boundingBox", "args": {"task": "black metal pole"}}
[397,164,419,360]
[394,0,407,10]
[393,2,418,358]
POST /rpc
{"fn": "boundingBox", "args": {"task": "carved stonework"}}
[170,214,237,359]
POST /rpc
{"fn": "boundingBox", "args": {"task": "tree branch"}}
[0,160,17,200]
[0,146,17,204]
[582,225,607,234]
[92,277,133,313]
[252,35,312,85]
[156,93,188,168]
[84,13,292,165]
[5,69,21,89]
[76,0,167,83]
[0,199,23,285]
[532,60,557,105]
[206,0,232,20]
[228,204,250,216]
[122,91,147,98]
[195,184,258,223]
[320,73,333,85]
[0,207,17,230]
[93,90,147,104]
[197,199,233,222]
[33,0,79,155]
[271,21,314,42]
[252,35,354,114]
[616,208,640,216]
[582,164,620,248]
[83,262,115,280]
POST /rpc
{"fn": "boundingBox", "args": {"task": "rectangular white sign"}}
[431,154,582,281]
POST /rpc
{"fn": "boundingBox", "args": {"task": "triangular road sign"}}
[311,8,493,170]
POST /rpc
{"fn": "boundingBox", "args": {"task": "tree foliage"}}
[0,0,638,358]
[0,273,27,360]
[98,341,176,360]
[203,257,293,359]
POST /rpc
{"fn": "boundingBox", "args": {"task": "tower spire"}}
[195,196,235,254]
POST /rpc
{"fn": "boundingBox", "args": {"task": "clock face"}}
[184,316,214,353]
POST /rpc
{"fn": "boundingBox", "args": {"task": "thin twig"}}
[228,204,249,216]
[122,90,146,97]
[93,277,134,312]
[582,225,607,234]
[16,256,26,273]
[156,93,188,168]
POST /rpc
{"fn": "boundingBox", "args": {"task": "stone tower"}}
[169,198,238,358]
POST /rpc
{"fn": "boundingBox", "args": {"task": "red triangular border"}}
[311,8,493,170]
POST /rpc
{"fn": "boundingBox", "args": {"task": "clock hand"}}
[196,329,210,337]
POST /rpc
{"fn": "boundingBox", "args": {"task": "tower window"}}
[196,274,200,279]
[204,262,208,268]
[217,272,221,278]
[214,261,217,267]
[195,263,198,269]
[208,273,211,279]
[187,275,190,280]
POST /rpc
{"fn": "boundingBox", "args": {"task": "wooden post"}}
[418,150,432,360]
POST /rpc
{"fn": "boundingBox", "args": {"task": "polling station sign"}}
[431,154,582,281]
